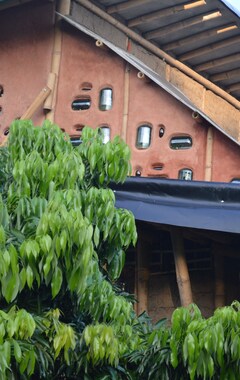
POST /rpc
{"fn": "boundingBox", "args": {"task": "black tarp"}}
[111,177,240,234]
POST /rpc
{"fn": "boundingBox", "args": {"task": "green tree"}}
[0,119,138,379]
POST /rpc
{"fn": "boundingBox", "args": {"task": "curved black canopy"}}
[111,177,240,234]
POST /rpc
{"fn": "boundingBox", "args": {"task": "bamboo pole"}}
[144,11,222,40]
[75,0,240,110]
[128,0,206,27]
[204,126,214,181]
[214,253,225,308]
[171,228,193,307]
[136,233,150,315]
[210,68,240,82]
[0,86,51,147]
[163,23,237,51]
[21,86,51,120]
[43,72,56,111]
[46,0,68,122]
[121,63,130,142]
[195,53,240,72]
[180,35,240,62]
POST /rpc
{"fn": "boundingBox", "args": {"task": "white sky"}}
[221,0,240,16]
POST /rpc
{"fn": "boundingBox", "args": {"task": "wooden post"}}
[205,126,214,181]
[136,233,150,315]
[121,62,130,142]
[20,86,51,120]
[171,227,193,307]
[214,252,225,308]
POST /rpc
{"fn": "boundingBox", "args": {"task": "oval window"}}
[99,126,110,144]
[170,136,192,150]
[136,125,152,149]
[70,136,82,146]
[231,178,240,184]
[178,168,193,181]
[72,97,91,111]
[0,85,3,97]
[99,88,113,111]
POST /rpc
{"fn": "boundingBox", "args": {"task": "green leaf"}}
[51,267,63,298]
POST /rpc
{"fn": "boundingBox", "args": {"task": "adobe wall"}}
[0,2,54,133]
[1,6,240,182]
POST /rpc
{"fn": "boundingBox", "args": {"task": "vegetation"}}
[0,120,239,379]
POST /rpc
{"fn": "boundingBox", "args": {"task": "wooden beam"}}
[210,68,240,82]
[21,86,51,120]
[107,0,151,14]
[226,83,240,94]
[121,63,130,142]
[0,0,34,11]
[163,24,237,51]
[179,35,240,62]
[171,228,193,307]
[195,53,240,72]
[144,10,222,40]
[128,0,206,28]
[204,126,214,181]
[213,252,225,308]
[136,233,150,315]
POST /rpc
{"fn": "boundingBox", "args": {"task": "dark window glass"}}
[231,179,240,184]
[136,125,152,149]
[178,168,193,181]
[99,88,113,111]
[170,136,192,150]
[72,97,91,111]
[70,136,82,146]
[0,86,3,97]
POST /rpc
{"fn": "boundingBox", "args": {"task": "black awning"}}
[111,177,240,234]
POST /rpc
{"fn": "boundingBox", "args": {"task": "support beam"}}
[21,86,51,120]
[128,0,206,27]
[179,35,240,62]
[214,252,225,308]
[107,0,151,14]
[163,24,237,51]
[226,83,240,94]
[204,126,214,181]
[171,228,193,307]
[121,63,130,142]
[136,232,150,315]
[210,68,240,82]
[195,53,240,72]
[144,10,222,40]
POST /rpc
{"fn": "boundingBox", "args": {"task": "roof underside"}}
[92,0,240,101]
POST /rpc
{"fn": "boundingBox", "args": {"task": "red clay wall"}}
[0,2,54,135]
[1,7,240,183]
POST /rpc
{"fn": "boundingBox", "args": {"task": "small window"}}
[136,125,152,149]
[231,179,240,184]
[81,82,92,91]
[99,88,113,111]
[152,163,164,171]
[0,85,3,97]
[72,97,91,111]
[3,128,9,136]
[99,126,110,144]
[159,124,165,138]
[170,136,192,150]
[178,168,193,181]
[0,106,2,115]
[70,136,82,146]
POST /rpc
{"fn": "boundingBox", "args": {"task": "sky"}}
[221,0,240,16]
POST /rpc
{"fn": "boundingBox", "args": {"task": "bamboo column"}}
[205,126,214,181]
[46,0,70,122]
[121,62,130,142]
[136,232,150,315]
[214,251,225,308]
[171,227,193,307]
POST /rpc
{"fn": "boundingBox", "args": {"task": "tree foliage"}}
[0,120,240,379]
[0,119,138,379]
